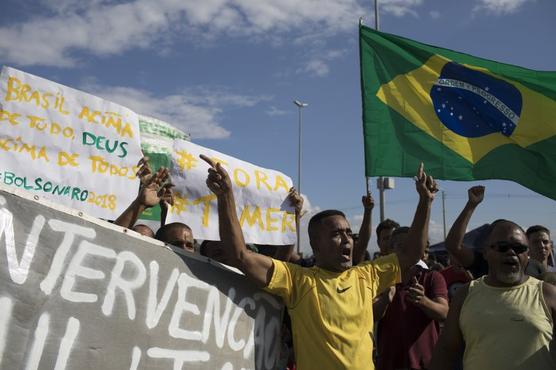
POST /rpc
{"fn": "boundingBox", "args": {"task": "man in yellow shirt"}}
[201,157,437,370]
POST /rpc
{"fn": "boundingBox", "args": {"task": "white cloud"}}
[0,0,365,67]
[429,10,441,19]
[79,80,269,139]
[381,0,424,17]
[1,0,425,68]
[428,220,445,244]
[297,48,346,77]
[302,59,330,77]
[351,214,365,225]
[266,106,290,117]
[473,0,533,15]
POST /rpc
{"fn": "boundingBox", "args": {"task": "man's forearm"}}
[114,199,145,228]
[417,297,449,322]
[353,208,372,264]
[217,193,247,265]
[445,202,477,254]
[404,197,432,265]
[160,204,169,228]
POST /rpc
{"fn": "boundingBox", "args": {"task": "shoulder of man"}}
[541,280,556,312]
[265,259,318,306]
[422,269,449,298]
[525,258,546,279]
[353,253,400,274]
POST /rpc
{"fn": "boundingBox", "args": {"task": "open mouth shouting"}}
[340,246,352,262]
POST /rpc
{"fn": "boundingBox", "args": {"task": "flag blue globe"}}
[430,62,522,138]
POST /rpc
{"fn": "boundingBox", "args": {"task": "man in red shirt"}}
[375,227,449,370]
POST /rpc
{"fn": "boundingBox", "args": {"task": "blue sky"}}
[1,0,555,254]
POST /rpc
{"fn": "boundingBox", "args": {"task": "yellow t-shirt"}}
[265,253,401,370]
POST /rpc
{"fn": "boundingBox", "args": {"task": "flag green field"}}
[360,24,556,199]
[138,115,189,220]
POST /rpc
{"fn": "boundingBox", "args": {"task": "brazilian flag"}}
[360,24,556,200]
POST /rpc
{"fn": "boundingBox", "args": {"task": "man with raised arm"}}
[115,157,195,251]
[115,157,168,230]
[201,155,436,370]
[446,186,546,279]
[430,220,556,370]
[444,185,487,278]
[375,227,449,370]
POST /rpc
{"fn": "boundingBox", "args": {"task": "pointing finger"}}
[199,154,216,168]
[417,162,424,179]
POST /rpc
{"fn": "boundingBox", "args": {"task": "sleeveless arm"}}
[430,283,469,370]
[542,282,556,357]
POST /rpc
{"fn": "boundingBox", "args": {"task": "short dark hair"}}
[308,210,346,241]
[482,219,524,246]
[132,224,155,238]
[155,222,192,243]
[376,219,400,239]
[391,226,410,238]
[526,225,550,237]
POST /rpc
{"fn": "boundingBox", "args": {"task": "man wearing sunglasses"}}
[445,186,546,279]
[431,220,556,370]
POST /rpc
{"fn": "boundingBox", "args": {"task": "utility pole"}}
[442,190,447,240]
[374,0,387,222]
[293,100,308,254]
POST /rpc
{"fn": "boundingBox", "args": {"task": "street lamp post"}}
[293,100,308,254]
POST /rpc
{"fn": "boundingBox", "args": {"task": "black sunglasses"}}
[489,241,529,254]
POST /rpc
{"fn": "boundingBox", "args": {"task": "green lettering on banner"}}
[82,131,129,158]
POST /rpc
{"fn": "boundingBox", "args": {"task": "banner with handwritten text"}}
[0,66,142,219]
[168,140,296,245]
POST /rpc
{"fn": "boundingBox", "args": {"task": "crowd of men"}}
[114,157,556,370]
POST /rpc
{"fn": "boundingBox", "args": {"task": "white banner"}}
[168,140,296,245]
[0,66,142,219]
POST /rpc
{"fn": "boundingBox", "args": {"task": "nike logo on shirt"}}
[336,286,351,293]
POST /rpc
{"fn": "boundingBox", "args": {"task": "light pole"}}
[293,100,308,254]
[442,190,447,240]
[376,177,394,222]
